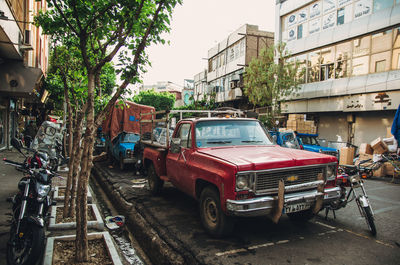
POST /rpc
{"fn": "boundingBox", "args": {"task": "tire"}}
[287,208,315,222]
[363,206,377,236]
[147,164,163,195]
[119,154,124,171]
[199,186,234,237]
[7,222,45,265]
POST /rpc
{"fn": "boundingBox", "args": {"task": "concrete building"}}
[206,24,274,109]
[0,0,49,150]
[140,81,184,107]
[275,0,400,147]
[193,69,208,102]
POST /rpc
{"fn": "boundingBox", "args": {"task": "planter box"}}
[48,204,104,231]
[43,231,123,265]
[53,186,93,203]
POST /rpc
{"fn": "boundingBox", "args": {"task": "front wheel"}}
[199,187,234,237]
[119,154,125,171]
[147,164,163,195]
[7,222,45,265]
[363,206,377,236]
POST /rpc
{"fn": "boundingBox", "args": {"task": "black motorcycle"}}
[4,139,57,265]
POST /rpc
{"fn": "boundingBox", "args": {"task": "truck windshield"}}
[299,135,320,145]
[195,120,273,148]
[122,133,140,143]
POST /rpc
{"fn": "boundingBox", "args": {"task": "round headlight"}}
[236,176,249,190]
[326,166,336,180]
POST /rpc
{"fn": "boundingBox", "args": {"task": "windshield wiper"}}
[241,140,263,143]
[206,140,232,144]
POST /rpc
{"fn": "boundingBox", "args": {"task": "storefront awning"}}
[0,60,43,98]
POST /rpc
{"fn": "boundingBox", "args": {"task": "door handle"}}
[181,149,187,162]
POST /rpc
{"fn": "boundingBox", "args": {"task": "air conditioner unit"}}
[24,30,31,45]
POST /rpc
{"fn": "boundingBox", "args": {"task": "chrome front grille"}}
[255,166,325,194]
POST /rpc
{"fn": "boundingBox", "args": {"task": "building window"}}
[320,47,335,80]
[353,35,371,58]
[352,56,369,76]
[375,60,386,72]
[337,7,345,25]
[371,29,392,54]
[373,0,393,12]
[307,51,320,82]
[371,51,391,72]
[297,24,303,39]
[337,4,352,25]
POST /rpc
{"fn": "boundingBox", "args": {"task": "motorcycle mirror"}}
[11,138,23,153]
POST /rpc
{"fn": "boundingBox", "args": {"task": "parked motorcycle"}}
[4,138,57,265]
[30,121,68,172]
[325,159,377,236]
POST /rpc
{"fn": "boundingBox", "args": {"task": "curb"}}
[53,186,93,203]
[91,164,187,265]
[44,231,122,265]
[48,204,104,231]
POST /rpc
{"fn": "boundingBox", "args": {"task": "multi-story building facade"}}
[140,81,184,107]
[206,24,274,109]
[193,69,207,102]
[275,0,400,146]
[0,0,49,150]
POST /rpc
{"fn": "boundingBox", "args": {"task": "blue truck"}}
[269,130,302,149]
[106,132,140,170]
[296,133,339,157]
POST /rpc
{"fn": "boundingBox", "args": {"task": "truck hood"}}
[197,145,336,171]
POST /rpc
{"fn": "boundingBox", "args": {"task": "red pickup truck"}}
[142,115,341,236]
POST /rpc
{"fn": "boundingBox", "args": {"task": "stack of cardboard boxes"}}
[356,128,398,178]
[286,114,317,134]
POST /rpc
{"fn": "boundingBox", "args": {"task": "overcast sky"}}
[140,0,275,86]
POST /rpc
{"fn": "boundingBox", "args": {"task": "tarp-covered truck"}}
[102,100,155,170]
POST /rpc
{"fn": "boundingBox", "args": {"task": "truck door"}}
[166,122,194,193]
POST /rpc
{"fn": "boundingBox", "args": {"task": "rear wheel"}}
[7,222,45,265]
[147,164,163,195]
[199,187,234,237]
[287,208,314,222]
[363,206,377,236]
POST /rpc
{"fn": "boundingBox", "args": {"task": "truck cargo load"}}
[102,100,155,141]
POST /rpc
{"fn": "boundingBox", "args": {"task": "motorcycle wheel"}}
[6,222,45,265]
[363,206,377,236]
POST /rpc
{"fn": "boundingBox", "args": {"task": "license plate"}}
[284,203,310,214]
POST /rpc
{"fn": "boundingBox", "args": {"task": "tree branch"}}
[51,0,79,36]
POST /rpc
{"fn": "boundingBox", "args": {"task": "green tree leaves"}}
[243,43,302,125]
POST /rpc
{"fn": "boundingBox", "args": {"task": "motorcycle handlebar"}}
[3,158,25,167]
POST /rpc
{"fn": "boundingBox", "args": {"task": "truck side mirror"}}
[170,138,181,154]
[272,135,277,143]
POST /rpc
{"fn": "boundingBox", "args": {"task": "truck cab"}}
[142,115,341,236]
[296,133,338,158]
[106,132,140,170]
[269,130,302,149]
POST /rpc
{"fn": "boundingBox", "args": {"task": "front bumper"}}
[226,181,342,217]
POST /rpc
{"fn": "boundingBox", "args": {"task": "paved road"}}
[94,161,400,265]
[0,150,26,265]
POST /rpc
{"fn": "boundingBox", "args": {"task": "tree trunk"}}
[75,73,95,262]
[63,109,85,218]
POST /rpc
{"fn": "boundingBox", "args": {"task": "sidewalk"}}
[0,149,26,265]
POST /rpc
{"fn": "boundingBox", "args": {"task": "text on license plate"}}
[284,203,311,214]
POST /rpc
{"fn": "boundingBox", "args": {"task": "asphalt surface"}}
[0,149,26,265]
[93,160,400,265]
